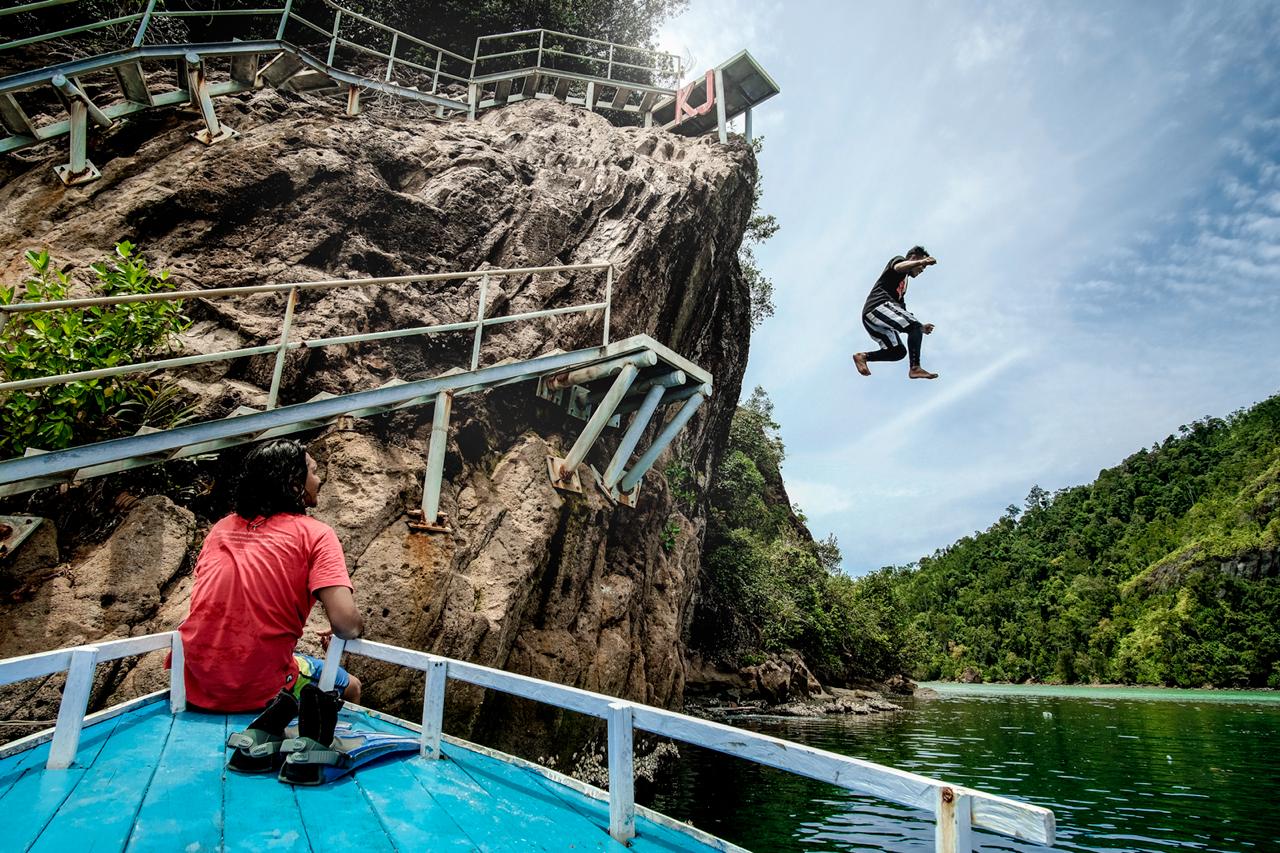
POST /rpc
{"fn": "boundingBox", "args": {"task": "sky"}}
[658,1,1280,574]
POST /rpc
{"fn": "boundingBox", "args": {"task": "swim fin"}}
[277,729,422,786]
[278,683,418,786]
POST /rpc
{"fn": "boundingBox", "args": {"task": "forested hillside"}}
[690,388,916,686]
[884,394,1280,688]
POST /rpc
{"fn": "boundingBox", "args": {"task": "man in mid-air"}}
[852,246,939,380]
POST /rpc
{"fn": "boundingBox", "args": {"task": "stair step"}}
[638,91,658,113]
[114,62,153,106]
[494,78,513,105]
[610,86,633,110]
[287,71,339,93]
[259,51,307,87]
[0,94,38,140]
[230,53,259,87]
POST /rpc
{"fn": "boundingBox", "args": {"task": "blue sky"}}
[659,2,1280,574]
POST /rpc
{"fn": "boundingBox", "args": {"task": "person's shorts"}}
[289,652,351,697]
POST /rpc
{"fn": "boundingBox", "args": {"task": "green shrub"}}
[0,243,191,457]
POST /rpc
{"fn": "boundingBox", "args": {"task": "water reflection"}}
[644,688,1280,852]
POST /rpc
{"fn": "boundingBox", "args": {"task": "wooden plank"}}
[221,713,311,852]
[230,52,260,86]
[607,702,635,842]
[352,754,478,850]
[125,712,226,852]
[29,705,174,852]
[0,715,124,851]
[0,648,71,687]
[95,632,173,663]
[47,647,97,769]
[437,742,614,851]
[113,62,153,105]
[420,658,447,758]
[293,775,398,853]
[519,767,711,853]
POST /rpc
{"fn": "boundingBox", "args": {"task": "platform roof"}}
[650,50,780,136]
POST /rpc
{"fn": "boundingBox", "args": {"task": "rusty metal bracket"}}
[406,508,451,535]
[0,515,45,559]
[547,455,582,493]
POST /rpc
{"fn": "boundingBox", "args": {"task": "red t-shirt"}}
[178,512,352,712]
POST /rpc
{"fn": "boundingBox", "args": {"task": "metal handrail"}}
[0,263,615,411]
[0,631,1056,852]
[472,27,682,87]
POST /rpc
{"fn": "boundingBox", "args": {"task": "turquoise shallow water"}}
[644,684,1280,851]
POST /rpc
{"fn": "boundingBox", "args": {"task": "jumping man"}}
[852,246,939,380]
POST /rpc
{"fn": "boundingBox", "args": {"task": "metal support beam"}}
[618,387,707,494]
[602,383,665,490]
[549,363,638,491]
[585,81,595,111]
[419,391,453,530]
[471,274,488,370]
[346,85,361,116]
[265,287,298,409]
[54,99,99,185]
[714,67,728,144]
[545,351,656,392]
[745,106,753,142]
[186,53,236,144]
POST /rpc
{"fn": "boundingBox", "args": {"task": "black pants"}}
[862,302,923,368]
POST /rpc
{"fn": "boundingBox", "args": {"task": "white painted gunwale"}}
[0,634,1055,848]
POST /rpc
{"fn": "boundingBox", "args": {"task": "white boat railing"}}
[0,633,1056,852]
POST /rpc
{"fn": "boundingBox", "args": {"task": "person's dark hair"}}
[233,440,308,520]
[906,245,931,259]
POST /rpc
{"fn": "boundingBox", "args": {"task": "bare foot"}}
[909,366,938,380]
[852,353,871,376]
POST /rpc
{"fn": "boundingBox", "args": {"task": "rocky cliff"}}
[0,90,757,752]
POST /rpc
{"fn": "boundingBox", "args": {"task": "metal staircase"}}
[0,1,776,187]
[0,262,712,530]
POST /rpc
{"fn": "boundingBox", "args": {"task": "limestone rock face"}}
[0,496,195,742]
[0,93,755,748]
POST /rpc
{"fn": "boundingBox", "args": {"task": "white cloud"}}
[660,0,1280,573]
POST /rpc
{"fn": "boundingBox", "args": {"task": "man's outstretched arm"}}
[893,256,937,272]
[316,585,364,639]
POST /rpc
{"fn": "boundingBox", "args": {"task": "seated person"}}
[178,439,363,712]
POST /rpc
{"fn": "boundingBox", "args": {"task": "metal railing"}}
[0,632,1056,852]
[0,262,615,411]
[0,0,474,97]
[471,28,682,89]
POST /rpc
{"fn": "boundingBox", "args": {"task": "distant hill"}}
[885,394,1280,688]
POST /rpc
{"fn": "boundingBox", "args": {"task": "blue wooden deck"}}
[0,700,719,852]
